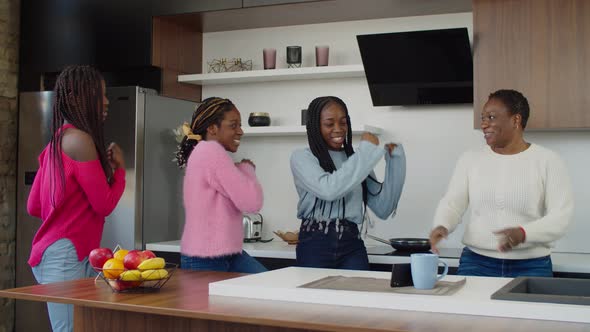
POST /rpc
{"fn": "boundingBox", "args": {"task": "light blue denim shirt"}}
[290,141,406,224]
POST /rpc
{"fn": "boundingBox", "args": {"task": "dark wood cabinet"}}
[243,0,325,7]
[151,0,241,16]
[473,0,590,129]
[152,15,203,102]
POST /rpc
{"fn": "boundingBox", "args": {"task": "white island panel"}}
[209,267,590,323]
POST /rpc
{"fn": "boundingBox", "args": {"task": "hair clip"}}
[182,122,202,142]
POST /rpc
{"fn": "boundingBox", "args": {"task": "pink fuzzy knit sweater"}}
[181,140,263,257]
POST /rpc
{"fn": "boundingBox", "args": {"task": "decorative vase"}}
[286,46,302,68]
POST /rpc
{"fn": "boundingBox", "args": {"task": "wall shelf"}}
[242,124,381,137]
[178,64,365,85]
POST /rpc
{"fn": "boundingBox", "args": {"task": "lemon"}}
[113,249,129,261]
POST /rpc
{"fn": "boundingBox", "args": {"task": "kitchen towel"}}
[299,276,466,296]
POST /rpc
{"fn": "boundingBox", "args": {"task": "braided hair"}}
[305,96,370,211]
[175,97,235,168]
[50,65,111,205]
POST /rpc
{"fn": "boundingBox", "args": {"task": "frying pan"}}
[366,234,431,252]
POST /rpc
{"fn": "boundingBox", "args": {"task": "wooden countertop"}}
[1,270,589,332]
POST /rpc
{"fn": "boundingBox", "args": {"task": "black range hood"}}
[357,27,473,106]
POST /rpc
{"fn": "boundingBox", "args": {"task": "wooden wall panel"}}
[152,16,203,102]
[473,0,590,129]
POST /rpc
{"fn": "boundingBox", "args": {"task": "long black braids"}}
[50,65,110,206]
[175,97,235,168]
[305,96,372,221]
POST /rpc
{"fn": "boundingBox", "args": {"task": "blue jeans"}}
[31,238,96,332]
[181,250,267,273]
[457,247,553,278]
[296,219,369,270]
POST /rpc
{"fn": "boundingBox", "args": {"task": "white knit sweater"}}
[433,144,573,259]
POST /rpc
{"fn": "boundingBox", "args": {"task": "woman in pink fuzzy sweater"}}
[175,97,266,273]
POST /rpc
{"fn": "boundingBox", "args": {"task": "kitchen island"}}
[1,269,589,332]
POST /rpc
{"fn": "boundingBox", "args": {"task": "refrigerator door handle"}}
[24,171,37,185]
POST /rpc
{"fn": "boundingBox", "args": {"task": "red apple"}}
[123,250,156,270]
[109,279,141,292]
[89,248,114,271]
[126,249,141,256]
[143,250,156,259]
[123,251,143,270]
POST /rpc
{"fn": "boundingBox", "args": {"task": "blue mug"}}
[410,253,448,289]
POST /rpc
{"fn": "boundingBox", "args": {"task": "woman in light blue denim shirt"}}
[290,96,406,270]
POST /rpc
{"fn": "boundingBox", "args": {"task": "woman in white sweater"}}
[429,89,573,277]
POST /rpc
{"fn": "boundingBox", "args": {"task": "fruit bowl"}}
[273,230,299,245]
[96,263,178,293]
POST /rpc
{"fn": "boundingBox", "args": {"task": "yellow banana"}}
[141,269,169,280]
[119,270,142,281]
[137,257,165,270]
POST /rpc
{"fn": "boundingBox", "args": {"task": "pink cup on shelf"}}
[315,46,329,66]
[263,48,277,69]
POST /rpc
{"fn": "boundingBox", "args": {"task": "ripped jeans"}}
[31,238,96,332]
[296,219,369,270]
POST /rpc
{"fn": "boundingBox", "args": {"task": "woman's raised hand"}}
[361,132,379,146]
[107,143,125,170]
[385,143,397,155]
[238,159,256,169]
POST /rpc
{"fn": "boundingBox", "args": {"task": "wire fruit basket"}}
[92,245,178,293]
[96,262,178,293]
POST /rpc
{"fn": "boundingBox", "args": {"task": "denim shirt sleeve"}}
[290,141,384,201]
[367,143,406,219]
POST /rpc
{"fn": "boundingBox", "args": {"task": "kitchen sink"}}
[491,277,590,306]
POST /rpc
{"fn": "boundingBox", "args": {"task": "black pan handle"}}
[366,234,392,246]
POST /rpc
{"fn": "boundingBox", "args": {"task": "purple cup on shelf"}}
[263,48,277,69]
[315,46,329,66]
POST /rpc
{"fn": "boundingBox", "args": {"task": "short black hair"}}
[488,89,530,129]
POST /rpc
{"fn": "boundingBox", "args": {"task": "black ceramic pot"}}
[248,112,271,126]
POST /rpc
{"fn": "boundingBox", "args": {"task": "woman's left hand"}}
[494,227,526,252]
[107,142,125,170]
[238,159,256,169]
[385,143,397,156]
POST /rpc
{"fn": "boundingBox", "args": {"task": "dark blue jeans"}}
[181,250,267,273]
[296,219,369,270]
[457,247,553,278]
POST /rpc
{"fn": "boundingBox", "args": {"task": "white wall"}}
[201,13,590,253]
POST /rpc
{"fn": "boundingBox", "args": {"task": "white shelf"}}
[178,64,365,85]
[242,125,381,137]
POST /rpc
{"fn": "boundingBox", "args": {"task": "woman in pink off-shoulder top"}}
[27,65,126,332]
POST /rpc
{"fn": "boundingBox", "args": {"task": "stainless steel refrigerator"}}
[15,86,196,332]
